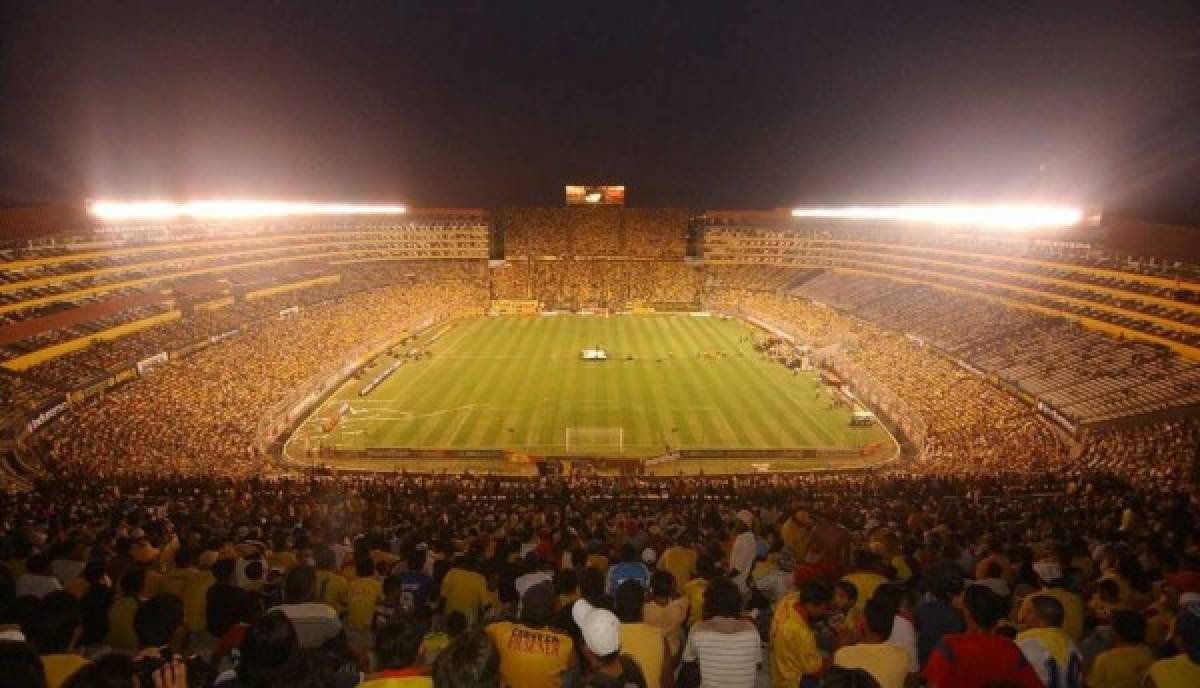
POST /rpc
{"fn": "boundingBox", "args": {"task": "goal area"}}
[565,426,624,455]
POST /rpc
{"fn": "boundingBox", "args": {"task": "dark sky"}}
[2,1,1199,221]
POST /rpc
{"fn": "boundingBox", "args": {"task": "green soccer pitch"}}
[283,314,897,473]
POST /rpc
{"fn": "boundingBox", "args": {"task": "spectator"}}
[921,586,1041,688]
[683,557,716,629]
[485,582,573,688]
[642,571,688,659]
[396,549,435,619]
[1015,594,1083,688]
[607,545,651,597]
[362,617,431,687]
[614,580,672,688]
[1017,558,1084,641]
[345,557,381,638]
[912,576,963,668]
[432,630,500,688]
[657,533,697,589]
[314,547,349,617]
[214,611,298,688]
[728,518,757,596]
[441,554,488,627]
[1144,601,1200,688]
[841,552,886,612]
[107,570,145,651]
[770,580,831,688]
[24,591,88,688]
[208,558,258,639]
[17,555,63,599]
[574,598,647,688]
[832,598,909,688]
[1087,609,1153,688]
[273,566,342,649]
[871,584,917,673]
[683,577,760,688]
[0,639,47,688]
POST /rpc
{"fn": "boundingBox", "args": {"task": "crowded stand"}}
[499,207,688,260]
[788,272,1200,427]
[0,469,1198,687]
[494,260,702,309]
[702,223,1200,356]
[12,262,482,394]
[712,289,1074,476]
[0,205,1197,687]
[32,276,485,479]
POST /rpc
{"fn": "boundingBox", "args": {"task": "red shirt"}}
[922,632,1042,688]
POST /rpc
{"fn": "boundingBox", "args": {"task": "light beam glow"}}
[89,200,408,221]
[790,204,1083,230]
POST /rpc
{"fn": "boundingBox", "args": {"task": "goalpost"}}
[564,426,625,455]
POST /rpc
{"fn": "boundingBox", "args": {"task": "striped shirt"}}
[682,618,762,688]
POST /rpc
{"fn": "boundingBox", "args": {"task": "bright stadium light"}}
[790,204,1083,230]
[88,200,408,221]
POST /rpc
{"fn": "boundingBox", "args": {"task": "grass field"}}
[285,314,895,470]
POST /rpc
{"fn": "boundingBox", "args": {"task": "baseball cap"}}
[572,599,620,656]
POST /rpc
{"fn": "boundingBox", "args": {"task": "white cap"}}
[572,599,621,656]
[641,547,657,565]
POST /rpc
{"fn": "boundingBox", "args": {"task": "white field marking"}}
[357,404,479,422]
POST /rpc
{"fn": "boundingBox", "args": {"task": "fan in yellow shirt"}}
[1015,595,1082,688]
[841,551,888,611]
[159,548,201,601]
[833,598,911,688]
[315,547,350,616]
[1086,610,1153,688]
[658,533,698,587]
[346,558,384,632]
[781,509,812,560]
[644,570,689,657]
[441,561,490,626]
[683,557,717,628]
[770,582,832,688]
[486,583,574,688]
[28,591,90,688]
[615,579,673,688]
[1145,602,1200,688]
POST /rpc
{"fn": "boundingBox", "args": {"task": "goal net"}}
[565,426,624,455]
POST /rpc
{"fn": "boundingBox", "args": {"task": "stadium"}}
[3,3,1200,688]
[2,196,1196,482]
[1,191,1199,688]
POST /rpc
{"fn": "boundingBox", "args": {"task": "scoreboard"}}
[565,185,625,206]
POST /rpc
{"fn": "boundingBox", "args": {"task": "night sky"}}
[2,1,1199,222]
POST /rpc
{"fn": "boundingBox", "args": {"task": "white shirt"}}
[683,619,762,688]
[15,573,62,599]
[730,532,757,589]
[887,614,918,672]
[515,571,554,599]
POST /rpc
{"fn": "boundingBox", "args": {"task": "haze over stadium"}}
[1,3,1199,688]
